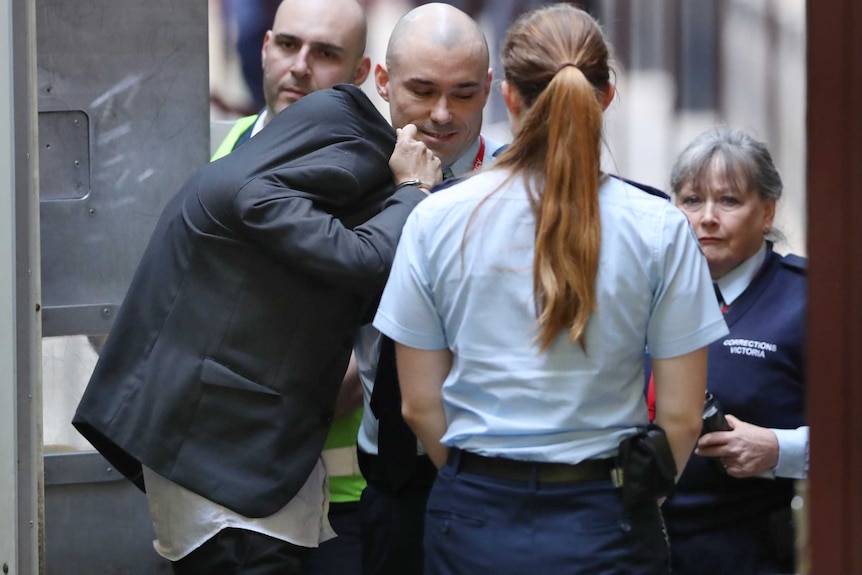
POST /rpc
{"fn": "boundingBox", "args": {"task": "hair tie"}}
[556,62,578,75]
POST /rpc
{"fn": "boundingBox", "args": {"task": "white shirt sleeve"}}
[771,426,809,479]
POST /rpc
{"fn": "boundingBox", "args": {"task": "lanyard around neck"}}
[472,135,486,171]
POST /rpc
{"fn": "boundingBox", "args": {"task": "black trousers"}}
[172,528,309,575]
[359,482,431,575]
[302,501,362,575]
[668,507,796,575]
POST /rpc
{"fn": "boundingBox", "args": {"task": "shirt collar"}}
[715,241,768,306]
[250,110,268,138]
[446,136,483,178]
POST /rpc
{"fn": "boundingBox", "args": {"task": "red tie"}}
[714,283,729,313]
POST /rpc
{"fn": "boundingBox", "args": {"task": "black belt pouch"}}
[615,424,678,508]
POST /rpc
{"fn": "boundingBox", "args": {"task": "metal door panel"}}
[37,0,210,337]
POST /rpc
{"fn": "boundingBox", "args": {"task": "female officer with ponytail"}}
[371,5,727,574]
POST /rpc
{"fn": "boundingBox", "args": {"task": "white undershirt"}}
[142,461,334,561]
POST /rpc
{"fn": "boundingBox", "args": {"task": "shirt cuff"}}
[771,426,809,479]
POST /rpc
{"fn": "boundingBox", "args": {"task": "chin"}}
[709,261,739,280]
[425,145,452,164]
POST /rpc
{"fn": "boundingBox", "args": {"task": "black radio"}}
[701,391,733,436]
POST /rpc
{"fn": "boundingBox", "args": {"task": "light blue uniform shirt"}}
[373,172,728,463]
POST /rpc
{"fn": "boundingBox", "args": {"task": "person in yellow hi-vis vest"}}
[211,1,370,573]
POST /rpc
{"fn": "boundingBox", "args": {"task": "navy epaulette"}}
[780,253,807,273]
[434,173,671,199]
[429,177,464,194]
[611,175,670,200]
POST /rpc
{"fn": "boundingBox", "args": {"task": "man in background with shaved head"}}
[212,0,371,159]
[354,5,504,575]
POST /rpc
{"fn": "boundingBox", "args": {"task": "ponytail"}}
[494,5,611,350]
[535,66,603,350]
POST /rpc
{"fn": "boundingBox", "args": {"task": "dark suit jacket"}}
[72,85,425,518]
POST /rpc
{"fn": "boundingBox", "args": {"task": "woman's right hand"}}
[695,414,779,478]
[389,124,442,191]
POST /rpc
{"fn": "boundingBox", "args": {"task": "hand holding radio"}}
[696,394,780,478]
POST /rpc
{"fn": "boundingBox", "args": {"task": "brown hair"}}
[495,4,612,350]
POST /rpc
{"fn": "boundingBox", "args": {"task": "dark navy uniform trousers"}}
[424,450,671,575]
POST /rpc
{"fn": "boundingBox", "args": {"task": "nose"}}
[701,201,718,226]
[290,47,311,77]
[430,96,452,125]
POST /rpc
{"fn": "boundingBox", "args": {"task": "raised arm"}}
[234,125,439,294]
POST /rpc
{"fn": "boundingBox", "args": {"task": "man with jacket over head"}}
[210,2,373,573]
[73,83,441,575]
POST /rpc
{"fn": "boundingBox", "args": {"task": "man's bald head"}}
[261,0,371,122]
[376,3,491,168]
[386,3,488,73]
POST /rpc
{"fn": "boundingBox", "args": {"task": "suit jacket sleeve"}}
[234,176,427,294]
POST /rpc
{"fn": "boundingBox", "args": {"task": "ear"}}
[374,63,390,102]
[261,30,273,69]
[501,80,521,119]
[482,68,493,103]
[352,56,372,86]
[600,83,616,110]
[762,197,777,234]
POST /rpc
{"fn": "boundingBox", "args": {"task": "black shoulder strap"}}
[780,253,808,273]
[432,173,670,199]
[429,177,464,194]
[611,175,670,200]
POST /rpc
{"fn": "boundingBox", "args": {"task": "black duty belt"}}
[454,449,615,484]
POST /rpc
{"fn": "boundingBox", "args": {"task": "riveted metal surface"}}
[37,0,210,337]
